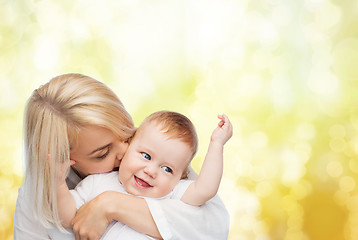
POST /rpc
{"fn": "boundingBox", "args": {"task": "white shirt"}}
[49,171,194,239]
[14,167,229,240]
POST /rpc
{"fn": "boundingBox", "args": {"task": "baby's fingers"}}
[221,114,233,136]
[217,114,226,127]
[218,114,230,127]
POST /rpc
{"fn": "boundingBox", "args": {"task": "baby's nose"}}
[144,164,157,178]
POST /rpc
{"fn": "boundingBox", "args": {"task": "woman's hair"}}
[24,73,135,230]
[138,111,198,178]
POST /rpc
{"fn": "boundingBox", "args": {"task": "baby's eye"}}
[141,152,151,160]
[162,166,173,173]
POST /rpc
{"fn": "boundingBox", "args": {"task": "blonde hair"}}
[24,73,135,230]
[138,111,198,178]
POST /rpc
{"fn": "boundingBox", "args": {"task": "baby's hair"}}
[138,111,198,178]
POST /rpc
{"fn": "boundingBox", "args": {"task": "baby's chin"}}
[128,188,169,199]
[144,190,173,199]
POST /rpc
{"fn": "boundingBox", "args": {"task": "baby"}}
[56,111,232,239]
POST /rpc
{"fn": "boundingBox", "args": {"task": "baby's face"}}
[118,123,192,198]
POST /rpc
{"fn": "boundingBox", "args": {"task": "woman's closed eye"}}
[96,147,110,159]
[141,152,151,160]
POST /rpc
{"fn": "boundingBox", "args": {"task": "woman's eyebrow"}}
[88,143,111,156]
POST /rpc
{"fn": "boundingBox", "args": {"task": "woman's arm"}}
[71,191,162,240]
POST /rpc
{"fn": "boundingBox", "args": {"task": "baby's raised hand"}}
[211,114,233,145]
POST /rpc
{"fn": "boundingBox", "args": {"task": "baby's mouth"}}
[134,176,153,188]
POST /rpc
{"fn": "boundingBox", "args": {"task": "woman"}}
[13,73,229,239]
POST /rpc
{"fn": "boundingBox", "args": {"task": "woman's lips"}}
[134,176,152,189]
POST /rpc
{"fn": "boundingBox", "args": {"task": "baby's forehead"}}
[136,115,197,153]
[135,122,173,143]
[137,122,182,143]
[137,121,166,134]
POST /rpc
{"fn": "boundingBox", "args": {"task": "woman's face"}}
[70,125,128,178]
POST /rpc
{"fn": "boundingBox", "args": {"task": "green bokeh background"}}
[2,0,358,239]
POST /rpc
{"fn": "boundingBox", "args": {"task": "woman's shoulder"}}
[14,185,50,239]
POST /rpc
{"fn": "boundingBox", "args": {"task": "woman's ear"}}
[70,159,76,166]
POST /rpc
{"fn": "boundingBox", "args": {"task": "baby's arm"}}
[181,114,233,206]
[56,159,77,229]
[57,182,77,228]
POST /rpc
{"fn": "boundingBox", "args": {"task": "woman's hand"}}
[71,192,114,240]
[71,191,162,239]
